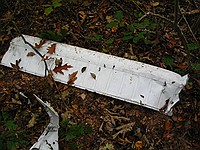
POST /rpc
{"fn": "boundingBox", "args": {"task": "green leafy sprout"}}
[43,0,62,16]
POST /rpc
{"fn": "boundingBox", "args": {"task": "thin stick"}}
[173,0,191,70]
[180,7,199,44]
[12,21,49,76]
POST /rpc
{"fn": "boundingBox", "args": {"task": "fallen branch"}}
[179,7,199,44]
[12,21,49,76]
[12,22,67,106]
[183,9,200,15]
[174,0,191,70]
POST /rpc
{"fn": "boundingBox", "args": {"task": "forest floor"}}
[0,0,200,150]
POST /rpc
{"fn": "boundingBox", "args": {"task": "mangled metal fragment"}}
[29,94,59,150]
[1,35,188,115]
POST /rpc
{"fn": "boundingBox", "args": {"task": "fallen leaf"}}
[61,109,70,121]
[90,72,96,80]
[11,98,22,105]
[0,35,9,44]
[111,26,118,33]
[174,64,188,69]
[99,0,110,15]
[41,55,54,61]
[165,119,172,130]
[1,11,13,21]
[67,71,78,86]
[167,38,177,49]
[163,133,174,139]
[150,2,159,7]
[99,143,115,150]
[135,141,143,150]
[27,113,37,128]
[35,39,46,48]
[80,93,86,100]
[27,52,36,56]
[78,11,87,24]
[47,43,56,54]
[89,25,97,29]
[10,59,21,71]
[48,70,54,88]
[0,81,3,87]
[177,116,183,122]
[72,104,78,109]
[113,122,135,139]
[53,63,73,74]
[55,58,63,67]
[81,66,87,73]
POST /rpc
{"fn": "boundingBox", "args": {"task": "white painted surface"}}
[1,35,188,114]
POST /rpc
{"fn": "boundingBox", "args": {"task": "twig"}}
[12,21,49,76]
[130,0,146,14]
[174,0,191,71]
[174,0,179,26]
[179,7,199,44]
[183,9,200,15]
[146,12,174,24]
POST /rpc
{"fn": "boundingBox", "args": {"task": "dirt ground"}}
[0,0,200,149]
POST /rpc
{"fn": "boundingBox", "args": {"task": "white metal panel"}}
[1,35,188,114]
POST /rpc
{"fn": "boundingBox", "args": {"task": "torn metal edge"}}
[29,94,59,150]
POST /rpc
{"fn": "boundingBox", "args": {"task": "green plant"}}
[187,43,200,51]
[60,118,92,149]
[106,10,125,29]
[122,18,157,44]
[191,63,200,70]
[39,29,68,42]
[85,34,103,41]
[66,124,92,141]
[43,0,62,16]
[163,56,173,70]
[0,111,29,150]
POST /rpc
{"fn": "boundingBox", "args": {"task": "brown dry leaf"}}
[80,93,86,100]
[111,26,118,33]
[150,2,159,7]
[35,39,46,48]
[163,133,174,139]
[53,63,73,75]
[113,122,135,139]
[48,70,54,88]
[165,119,172,130]
[27,52,36,56]
[27,113,37,128]
[99,0,110,15]
[1,11,13,21]
[55,58,63,67]
[135,141,143,150]
[41,55,53,61]
[78,11,87,24]
[167,38,177,49]
[10,59,21,71]
[99,143,115,150]
[11,98,22,105]
[61,109,70,121]
[81,66,87,73]
[90,72,96,80]
[72,104,78,110]
[0,35,9,44]
[174,64,188,69]
[47,43,56,54]
[89,25,98,29]
[67,71,78,86]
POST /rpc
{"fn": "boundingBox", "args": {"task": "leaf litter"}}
[53,63,73,74]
